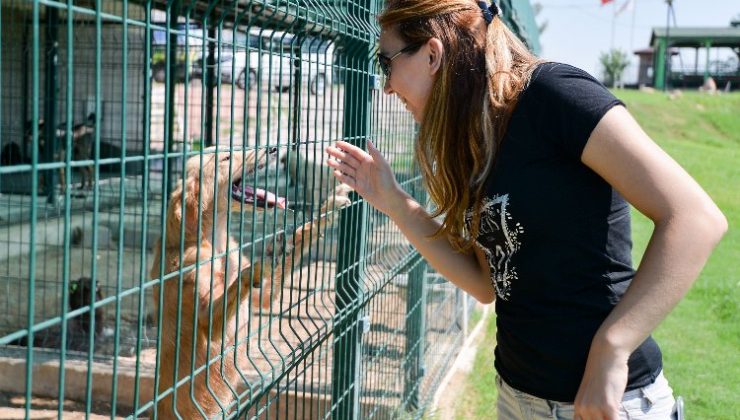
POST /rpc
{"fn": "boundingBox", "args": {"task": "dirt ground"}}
[0,236,465,418]
[0,392,124,420]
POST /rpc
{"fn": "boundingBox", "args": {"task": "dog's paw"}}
[318,183,352,214]
[334,183,352,197]
[331,183,352,209]
[332,195,351,210]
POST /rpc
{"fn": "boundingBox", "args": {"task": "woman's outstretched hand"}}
[325,140,408,218]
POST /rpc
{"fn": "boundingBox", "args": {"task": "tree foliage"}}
[599,48,630,88]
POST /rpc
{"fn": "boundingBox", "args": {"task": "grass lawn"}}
[449,91,740,419]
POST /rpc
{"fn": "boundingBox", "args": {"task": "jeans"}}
[496,371,676,420]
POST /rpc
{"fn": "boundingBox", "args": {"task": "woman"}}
[326,0,727,418]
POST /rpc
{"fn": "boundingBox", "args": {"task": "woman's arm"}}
[326,140,494,304]
[574,105,727,419]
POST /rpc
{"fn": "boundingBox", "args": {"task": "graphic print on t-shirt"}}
[466,194,523,301]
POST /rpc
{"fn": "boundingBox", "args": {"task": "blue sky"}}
[536,0,739,82]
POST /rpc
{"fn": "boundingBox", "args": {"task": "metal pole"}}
[205,25,215,147]
[403,258,427,411]
[610,0,616,51]
[704,40,712,81]
[663,0,672,91]
[331,40,371,420]
[165,1,181,194]
[44,8,59,204]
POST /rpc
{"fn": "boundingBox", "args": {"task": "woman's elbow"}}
[697,199,729,246]
[476,288,495,305]
[707,206,728,245]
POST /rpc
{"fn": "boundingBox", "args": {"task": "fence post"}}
[402,170,428,411]
[43,8,59,204]
[165,1,181,194]
[204,25,215,147]
[403,258,427,411]
[331,38,372,420]
[654,38,667,90]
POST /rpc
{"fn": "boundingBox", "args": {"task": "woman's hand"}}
[573,338,630,420]
[327,140,495,304]
[325,140,408,217]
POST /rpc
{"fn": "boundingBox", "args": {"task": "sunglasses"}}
[377,42,423,78]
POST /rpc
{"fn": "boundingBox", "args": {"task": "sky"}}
[536,0,739,83]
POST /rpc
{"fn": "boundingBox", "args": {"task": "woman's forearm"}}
[592,209,726,354]
[388,191,495,304]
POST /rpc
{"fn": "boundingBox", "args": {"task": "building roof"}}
[633,47,679,56]
[650,26,740,48]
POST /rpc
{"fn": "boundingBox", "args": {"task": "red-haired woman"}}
[326,1,726,419]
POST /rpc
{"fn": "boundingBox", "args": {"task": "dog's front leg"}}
[263,184,352,299]
[288,183,352,262]
[204,264,259,334]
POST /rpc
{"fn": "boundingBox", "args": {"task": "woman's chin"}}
[410,110,422,124]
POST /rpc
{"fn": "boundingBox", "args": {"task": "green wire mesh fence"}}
[0,0,535,418]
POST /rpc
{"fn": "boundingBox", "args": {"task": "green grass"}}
[452,310,498,420]
[448,91,740,419]
[623,91,740,419]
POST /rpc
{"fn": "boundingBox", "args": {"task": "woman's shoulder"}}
[530,62,599,83]
[523,61,614,104]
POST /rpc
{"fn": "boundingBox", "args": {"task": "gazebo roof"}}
[650,26,740,48]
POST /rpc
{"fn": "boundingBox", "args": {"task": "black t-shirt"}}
[466,62,662,402]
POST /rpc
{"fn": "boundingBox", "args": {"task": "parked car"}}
[191,50,261,90]
[262,32,335,95]
[191,28,335,95]
[190,29,263,90]
[151,23,204,83]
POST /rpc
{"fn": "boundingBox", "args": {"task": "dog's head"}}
[68,277,104,336]
[181,146,287,217]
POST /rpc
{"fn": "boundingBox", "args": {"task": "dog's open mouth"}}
[231,181,286,209]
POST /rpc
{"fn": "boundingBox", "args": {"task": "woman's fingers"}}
[333,140,365,157]
[366,140,382,160]
[326,158,356,178]
[326,145,362,165]
[332,169,356,188]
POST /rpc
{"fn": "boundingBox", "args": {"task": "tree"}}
[599,49,630,88]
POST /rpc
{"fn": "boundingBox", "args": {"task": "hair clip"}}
[478,1,500,24]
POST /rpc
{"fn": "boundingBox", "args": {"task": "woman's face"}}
[379,27,437,123]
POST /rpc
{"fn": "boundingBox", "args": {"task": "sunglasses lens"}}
[378,57,390,76]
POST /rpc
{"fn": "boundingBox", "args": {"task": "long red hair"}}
[379,0,541,250]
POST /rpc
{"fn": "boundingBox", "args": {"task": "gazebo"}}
[650,25,740,90]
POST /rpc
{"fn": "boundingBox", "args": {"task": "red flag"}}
[601,0,614,4]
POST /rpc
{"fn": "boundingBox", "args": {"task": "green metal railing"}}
[0,1,535,418]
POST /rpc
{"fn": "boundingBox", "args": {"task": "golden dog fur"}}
[149,147,350,419]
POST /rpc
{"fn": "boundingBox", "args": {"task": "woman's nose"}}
[383,77,393,95]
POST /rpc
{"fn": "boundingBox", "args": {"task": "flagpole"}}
[664,0,673,91]
[610,0,617,50]
[630,0,637,53]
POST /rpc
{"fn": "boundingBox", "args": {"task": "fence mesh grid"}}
[0,0,497,418]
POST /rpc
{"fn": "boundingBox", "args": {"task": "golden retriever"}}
[149,146,350,419]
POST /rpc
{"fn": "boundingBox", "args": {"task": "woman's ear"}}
[427,38,444,76]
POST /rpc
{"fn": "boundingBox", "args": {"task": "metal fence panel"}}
[0,0,513,418]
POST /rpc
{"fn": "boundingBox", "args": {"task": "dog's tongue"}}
[233,184,286,209]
